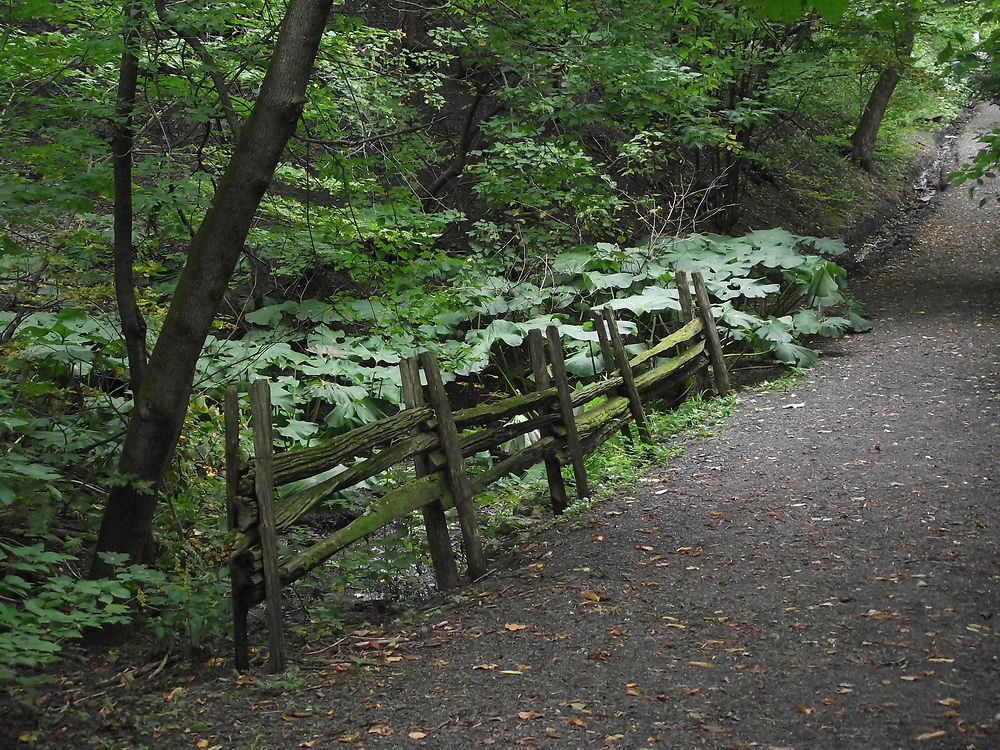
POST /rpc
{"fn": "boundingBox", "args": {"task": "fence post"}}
[249,380,286,673]
[527,329,569,514]
[545,326,590,500]
[691,271,731,396]
[224,386,250,672]
[418,352,488,581]
[675,269,712,393]
[399,356,460,590]
[590,311,634,443]
[600,307,652,444]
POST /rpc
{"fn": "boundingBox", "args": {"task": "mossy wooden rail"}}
[225,271,728,672]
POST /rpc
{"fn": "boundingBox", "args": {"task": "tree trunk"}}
[112,0,148,395]
[850,12,917,173]
[91,0,334,577]
[850,66,903,173]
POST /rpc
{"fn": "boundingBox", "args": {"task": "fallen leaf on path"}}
[937,698,960,707]
[504,623,527,631]
[579,590,603,603]
[687,661,716,669]
[900,676,920,682]
[793,705,814,714]
[567,717,586,727]
[915,730,946,741]
[472,663,498,670]
[625,683,641,696]
[368,725,392,736]
[408,731,427,739]
[518,710,540,720]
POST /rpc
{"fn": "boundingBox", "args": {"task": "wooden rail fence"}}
[224,271,729,672]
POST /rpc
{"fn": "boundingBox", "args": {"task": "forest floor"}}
[7,108,1000,750]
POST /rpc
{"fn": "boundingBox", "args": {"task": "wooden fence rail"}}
[225,272,729,672]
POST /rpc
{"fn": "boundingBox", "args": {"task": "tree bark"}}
[850,11,917,173]
[112,0,148,395]
[91,0,334,577]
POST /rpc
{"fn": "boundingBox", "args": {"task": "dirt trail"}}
[10,110,998,750]
[260,107,998,750]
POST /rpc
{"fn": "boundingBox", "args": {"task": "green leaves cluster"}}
[0,543,131,690]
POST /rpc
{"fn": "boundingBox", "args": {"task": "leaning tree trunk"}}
[112,0,148,395]
[91,0,334,578]
[850,12,917,173]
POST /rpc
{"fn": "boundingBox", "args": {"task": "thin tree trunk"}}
[850,11,917,173]
[91,0,334,577]
[850,67,903,172]
[112,0,148,395]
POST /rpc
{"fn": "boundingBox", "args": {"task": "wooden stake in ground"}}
[591,311,634,443]
[674,269,712,393]
[224,386,249,672]
[691,271,731,396]
[527,329,569,514]
[418,352,488,580]
[249,380,286,673]
[545,326,590,500]
[601,306,652,444]
[399,356,459,590]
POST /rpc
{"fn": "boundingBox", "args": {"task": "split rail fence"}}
[224,270,730,672]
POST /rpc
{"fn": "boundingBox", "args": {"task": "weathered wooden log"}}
[602,306,652,444]
[232,341,705,552]
[401,355,458,591]
[692,271,731,396]
[249,381,286,673]
[546,326,589,499]
[675,270,713,394]
[241,434,567,606]
[224,386,250,672]
[528,329,569,514]
[226,412,559,556]
[591,311,633,443]
[240,406,434,495]
[628,317,702,369]
[420,352,488,580]
[576,341,706,435]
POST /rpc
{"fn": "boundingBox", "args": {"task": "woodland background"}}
[1,0,999,695]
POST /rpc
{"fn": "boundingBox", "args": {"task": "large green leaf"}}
[604,286,680,314]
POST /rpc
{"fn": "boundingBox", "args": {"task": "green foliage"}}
[0,543,131,692]
[0,0,972,658]
[103,554,231,651]
[951,129,1000,204]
